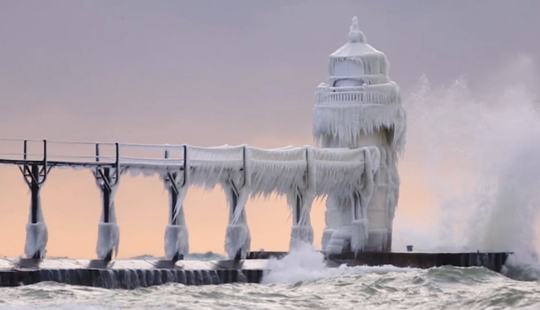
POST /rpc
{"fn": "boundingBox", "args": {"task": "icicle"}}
[289,148,316,249]
[313,102,406,155]
[223,146,251,260]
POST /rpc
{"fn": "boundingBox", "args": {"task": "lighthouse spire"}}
[348,16,366,43]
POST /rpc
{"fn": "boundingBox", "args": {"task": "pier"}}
[0,138,512,288]
[0,251,510,289]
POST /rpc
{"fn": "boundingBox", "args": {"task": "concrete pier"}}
[0,257,266,288]
[248,251,511,272]
[0,251,511,289]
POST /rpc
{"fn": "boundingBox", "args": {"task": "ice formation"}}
[106,144,381,258]
[314,17,406,253]
[94,168,120,260]
[24,200,48,259]
[162,153,190,261]
[187,145,382,256]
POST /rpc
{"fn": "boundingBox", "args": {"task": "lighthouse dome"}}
[328,17,390,87]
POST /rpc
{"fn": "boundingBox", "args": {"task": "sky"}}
[0,0,539,258]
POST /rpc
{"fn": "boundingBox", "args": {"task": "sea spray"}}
[395,55,540,262]
[261,243,415,284]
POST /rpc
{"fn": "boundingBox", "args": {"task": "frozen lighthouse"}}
[314,17,406,253]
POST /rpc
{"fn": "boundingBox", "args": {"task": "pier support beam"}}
[93,143,120,261]
[323,147,379,255]
[20,140,50,259]
[288,189,315,250]
[224,146,251,261]
[289,149,315,250]
[162,147,189,262]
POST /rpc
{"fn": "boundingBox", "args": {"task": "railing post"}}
[102,167,111,223]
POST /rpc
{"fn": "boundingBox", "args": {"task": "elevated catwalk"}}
[0,251,511,289]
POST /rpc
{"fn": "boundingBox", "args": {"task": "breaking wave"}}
[129,252,226,261]
[394,55,540,277]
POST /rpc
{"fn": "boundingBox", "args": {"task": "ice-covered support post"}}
[20,140,50,259]
[288,148,315,249]
[93,143,120,261]
[351,147,380,254]
[162,146,190,262]
[224,146,251,261]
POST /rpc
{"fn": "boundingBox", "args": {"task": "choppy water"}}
[2,248,540,310]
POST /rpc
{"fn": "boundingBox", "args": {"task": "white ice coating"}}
[162,166,190,260]
[46,143,378,260]
[127,144,378,258]
[94,170,120,260]
[24,198,48,258]
[315,17,406,253]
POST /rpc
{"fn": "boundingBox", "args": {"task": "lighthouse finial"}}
[348,16,366,43]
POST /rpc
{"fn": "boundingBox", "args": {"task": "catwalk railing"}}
[0,139,381,263]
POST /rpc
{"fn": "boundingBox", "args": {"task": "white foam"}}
[261,243,415,284]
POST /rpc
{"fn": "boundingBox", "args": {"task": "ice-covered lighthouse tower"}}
[313,17,406,253]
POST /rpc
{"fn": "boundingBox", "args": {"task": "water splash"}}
[395,55,540,265]
[261,243,415,284]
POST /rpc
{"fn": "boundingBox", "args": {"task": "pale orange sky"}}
[1,1,539,258]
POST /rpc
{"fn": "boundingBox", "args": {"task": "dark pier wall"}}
[0,268,264,289]
[248,251,511,273]
[0,251,511,289]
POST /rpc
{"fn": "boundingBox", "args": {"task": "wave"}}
[128,252,226,261]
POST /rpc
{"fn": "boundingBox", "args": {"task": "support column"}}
[93,143,120,261]
[289,148,315,250]
[288,187,315,250]
[224,146,251,261]
[323,146,380,255]
[162,147,190,262]
[20,140,50,259]
[351,147,379,254]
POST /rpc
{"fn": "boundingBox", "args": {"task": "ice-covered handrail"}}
[0,139,378,197]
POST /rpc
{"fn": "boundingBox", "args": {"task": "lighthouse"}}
[313,17,406,253]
